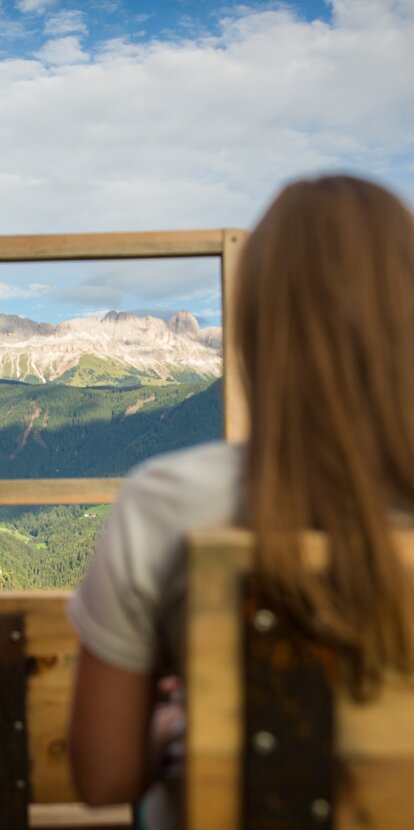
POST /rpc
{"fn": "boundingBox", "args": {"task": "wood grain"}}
[0,229,226,262]
[0,478,123,505]
[0,593,76,802]
[29,803,132,828]
[221,229,250,442]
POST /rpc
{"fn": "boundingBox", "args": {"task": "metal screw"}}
[311,799,331,822]
[254,609,277,633]
[10,629,21,642]
[14,721,24,732]
[253,730,278,755]
[15,779,26,790]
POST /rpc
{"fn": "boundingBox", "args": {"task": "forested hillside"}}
[0,504,108,589]
[0,378,222,477]
[0,377,222,588]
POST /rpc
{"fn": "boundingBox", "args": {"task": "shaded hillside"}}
[0,378,222,478]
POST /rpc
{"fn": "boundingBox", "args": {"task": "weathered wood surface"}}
[0,592,76,803]
[221,228,250,442]
[186,527,414,830]
[0,478,123,506]
[29,803,132,829]
[0,229,226,261]
[0,594,133,826]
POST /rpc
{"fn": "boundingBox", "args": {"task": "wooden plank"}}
[336,675,414,759]
[186,535,251,830]
[0,230,224,262]
[221,228,250,442]
[337,759,414,830]
[0,478,123,505]
[185,757,240,830]
[0,593,74,653]
[28,665,78,803]
[29,803,132,828]
[0,593,77,802]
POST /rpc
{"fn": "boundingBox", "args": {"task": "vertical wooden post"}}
[0,614,29,830]
[221,229,250,443]
[186,530,252,830]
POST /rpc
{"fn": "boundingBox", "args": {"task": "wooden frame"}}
[0,227,249,507]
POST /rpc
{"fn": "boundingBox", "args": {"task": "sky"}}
[0,0,413,325]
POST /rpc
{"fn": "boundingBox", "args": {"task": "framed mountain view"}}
[0,228,248,589]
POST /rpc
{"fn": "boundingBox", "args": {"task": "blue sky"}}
[0,0,413,325]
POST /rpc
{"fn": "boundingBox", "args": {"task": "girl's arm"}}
[69,646,155,806]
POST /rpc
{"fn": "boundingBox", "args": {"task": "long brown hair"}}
[235,174,414,696]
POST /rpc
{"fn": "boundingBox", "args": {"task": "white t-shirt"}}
[68,440,245,676]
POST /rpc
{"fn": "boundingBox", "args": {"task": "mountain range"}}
[0,310,222,387]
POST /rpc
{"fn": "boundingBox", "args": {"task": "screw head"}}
[252,730,278,755]
[15,779,26,790]
[311,799,331,822]
[10,629,21,642]
[14,720,24,732]
[253,609,277,633]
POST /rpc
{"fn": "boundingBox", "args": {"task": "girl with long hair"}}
[68,174,414,825]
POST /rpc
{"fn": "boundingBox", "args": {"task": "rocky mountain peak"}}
[167,310,200,337]
[102,311,137,324]
[0,314,55,338]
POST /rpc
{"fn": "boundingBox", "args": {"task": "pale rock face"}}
[167,310,200,338]
[0,311,222,384]
[199,326,222,350]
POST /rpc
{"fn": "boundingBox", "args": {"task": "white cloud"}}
[0,14,28,39]
[0,0,412,279]
[76,308,112,319]
[17,0,56,13]
[135,14,150,25]
[44,10,87,37]
[34,35,89,65]
[55,259,220,307]
[0,282,49,300]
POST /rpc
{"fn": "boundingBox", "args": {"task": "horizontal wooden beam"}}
[0,229,227,262]
[0,478,123,505]
[29,803,132,828]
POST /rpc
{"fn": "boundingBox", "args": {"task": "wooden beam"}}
[29,803,132,828]
[221,228,250,442]
[0,230,226,262]
[29,804,132,830]
[0,478,123,505]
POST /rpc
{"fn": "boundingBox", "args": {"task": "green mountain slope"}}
[0,377,222,588]
[0,378,222,477]
[0,504,109,589]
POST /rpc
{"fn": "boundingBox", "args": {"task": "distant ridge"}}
[0,310,222,387]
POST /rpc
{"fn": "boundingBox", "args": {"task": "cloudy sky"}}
[0,0,413,325]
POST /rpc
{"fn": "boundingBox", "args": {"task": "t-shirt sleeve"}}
[67,473,161,674]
